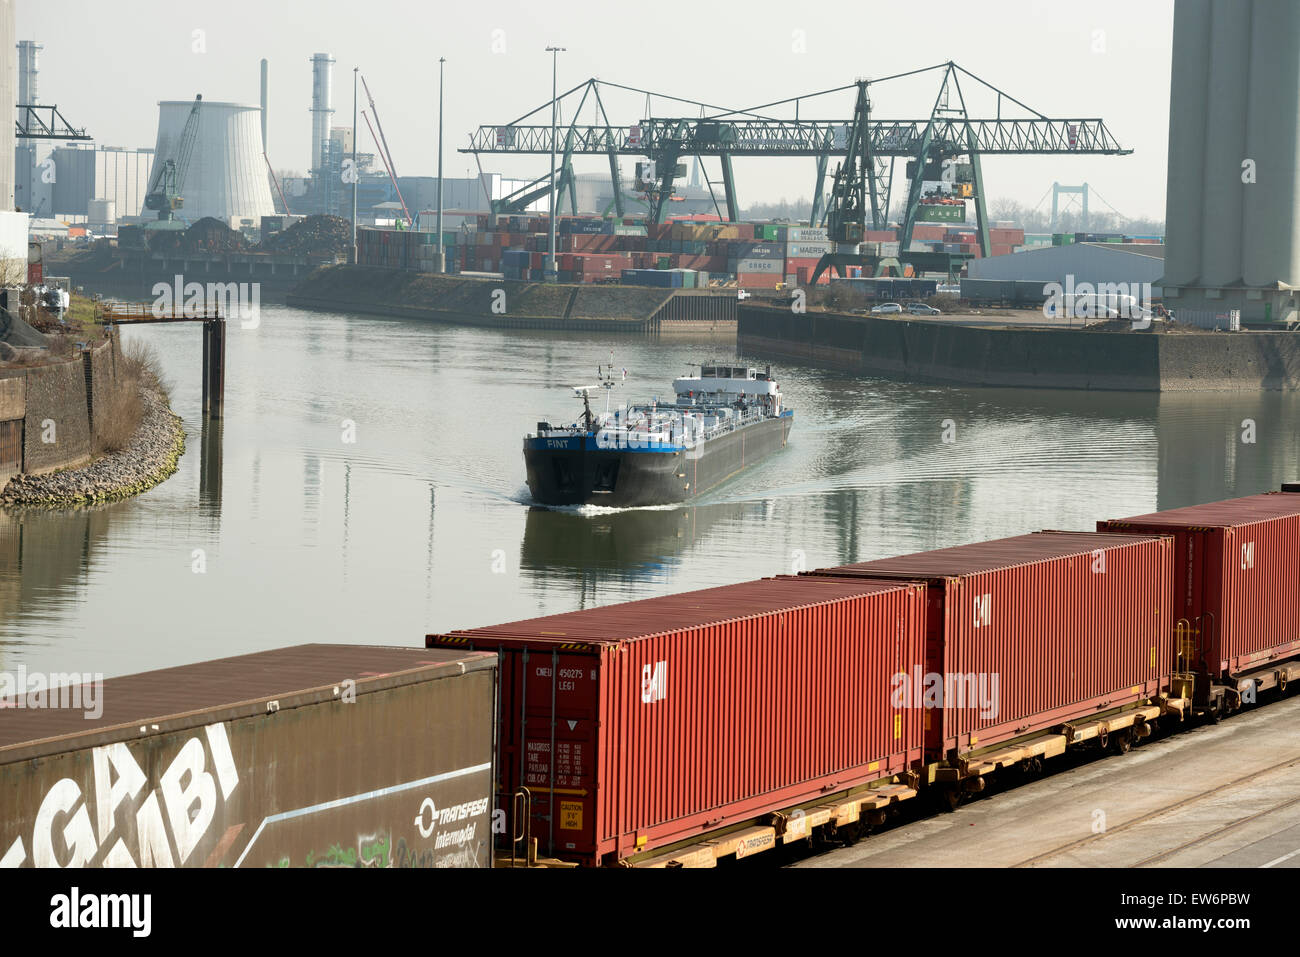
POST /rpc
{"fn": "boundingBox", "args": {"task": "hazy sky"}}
[19,0,1174,219]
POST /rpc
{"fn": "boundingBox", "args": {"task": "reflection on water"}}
[1,304,1297,678]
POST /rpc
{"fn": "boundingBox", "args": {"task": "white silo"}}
[1165,0,1300,324]
[1162,0,1210,288]
[310,53,335,173]
[1196,3,1250,289]
[1242,0,1300,289]
[149,100,275,225]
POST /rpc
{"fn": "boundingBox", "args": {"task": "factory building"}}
[967,243,1165,294]
[40,145,154,222]
[397,174,545,215]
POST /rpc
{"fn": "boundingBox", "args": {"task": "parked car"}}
[907,303,942,315]
[871,302,903,314]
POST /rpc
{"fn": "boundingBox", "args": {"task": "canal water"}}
[3,304,1298,678]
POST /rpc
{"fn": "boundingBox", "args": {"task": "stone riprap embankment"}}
[1,386,185,508]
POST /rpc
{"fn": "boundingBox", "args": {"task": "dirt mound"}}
[259,215,352,257]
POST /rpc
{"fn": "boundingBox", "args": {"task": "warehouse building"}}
[42,145,155,222]
[967,242,1165,294]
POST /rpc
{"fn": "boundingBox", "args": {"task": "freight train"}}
[429,487,1300,868]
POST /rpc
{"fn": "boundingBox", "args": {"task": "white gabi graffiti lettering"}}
[1,722,238,868]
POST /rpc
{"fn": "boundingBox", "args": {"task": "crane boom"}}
[360,76,412,226]
[144,95,203,221]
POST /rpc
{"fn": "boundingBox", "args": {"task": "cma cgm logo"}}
[973,593,992,629]
[641,660,668,704]
[1242,541,1255,571]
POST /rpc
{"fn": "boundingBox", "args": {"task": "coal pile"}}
[259,215,352,257]
[149,217,248,255]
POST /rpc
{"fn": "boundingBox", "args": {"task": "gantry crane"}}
[144,95,203,223]
[461,64,1131,276]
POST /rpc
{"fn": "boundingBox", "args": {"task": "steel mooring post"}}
[201,319,212,418]
[201,318,226,421]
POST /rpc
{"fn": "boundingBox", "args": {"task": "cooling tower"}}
[310,53,335,173]
[149,100,275,225]
[1165,0,1300,324]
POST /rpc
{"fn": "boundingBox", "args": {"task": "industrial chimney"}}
[1164,0,1300,326]
[16,39,40,107]
[309,53,335,173]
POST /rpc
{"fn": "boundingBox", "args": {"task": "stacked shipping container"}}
[804,531,1174,760]
[429,577,928,867]
[1099,493,1300,685]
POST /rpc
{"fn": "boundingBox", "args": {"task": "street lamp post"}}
[545,45,565,283]
[351,67,359,263]
[436,57,446,273]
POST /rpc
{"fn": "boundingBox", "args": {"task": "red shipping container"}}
[865,229,898,242]
[429,576,926,866]
[1099,493,1300,682]
[806,531,1173,760]
[736,273,783,289]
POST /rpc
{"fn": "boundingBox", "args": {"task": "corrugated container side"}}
[0,646,497,869]
[1100,492,1300,675]
[430,577,925,865]
[806,532,1174,758]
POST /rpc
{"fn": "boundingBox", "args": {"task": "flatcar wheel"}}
[1114,729,1133,754]
[943,788,961,813]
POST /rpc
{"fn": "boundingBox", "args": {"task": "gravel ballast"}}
[1,386,186,508]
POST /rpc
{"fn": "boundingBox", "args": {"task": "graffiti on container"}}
[306,843,357,868]
[0,722,239,868]
[359,832,390,868]
[891,667,1000,720]
[300,833,391,868]
[393,837,436,868]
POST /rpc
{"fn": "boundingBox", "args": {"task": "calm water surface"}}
[3,304,1298,677]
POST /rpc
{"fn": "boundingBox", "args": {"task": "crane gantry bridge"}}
[461,61,1131,272]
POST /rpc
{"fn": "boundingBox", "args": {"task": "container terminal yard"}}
[1,0,1298,938]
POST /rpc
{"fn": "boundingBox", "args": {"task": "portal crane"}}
[144,95,202,222]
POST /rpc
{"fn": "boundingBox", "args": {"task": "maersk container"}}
[805,531,1174,761]
[0,645,497,869]
[1099,493,1300,680]
[429,576,927,867]
[786,227,828,243]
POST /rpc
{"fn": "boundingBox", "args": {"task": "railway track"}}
[1011,754,1300,868]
